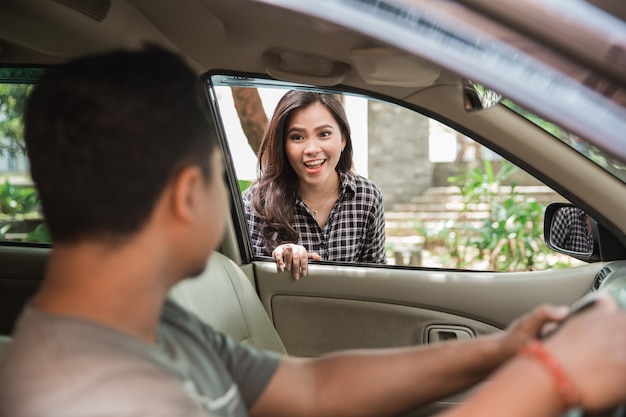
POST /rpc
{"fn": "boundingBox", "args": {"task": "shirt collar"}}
[295,171,356,204]
[339,171,356,198]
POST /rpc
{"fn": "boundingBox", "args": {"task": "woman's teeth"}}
[305,160,324,168]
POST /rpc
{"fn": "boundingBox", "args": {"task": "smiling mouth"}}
[304,159,326,169]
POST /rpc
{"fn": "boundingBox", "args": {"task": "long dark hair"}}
[251,90,354,251]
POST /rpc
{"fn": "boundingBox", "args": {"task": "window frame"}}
[203,70,577,271]
[0,66,50,247]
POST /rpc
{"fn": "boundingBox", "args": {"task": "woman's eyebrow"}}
[287,126,304,134]
[288,123,335,133]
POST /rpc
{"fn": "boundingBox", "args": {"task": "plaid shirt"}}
[243,172,386,264]
[550,206,593,253]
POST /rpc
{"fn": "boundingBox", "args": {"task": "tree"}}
[0,83,31,157]
[0,68,41,159]
[230,87,268,154]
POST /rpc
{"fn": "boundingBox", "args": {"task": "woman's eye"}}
[289,134,304,141]
[320,131,331,138]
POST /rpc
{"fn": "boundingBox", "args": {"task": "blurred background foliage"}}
[446,160,551,271]
[0,71,47,242]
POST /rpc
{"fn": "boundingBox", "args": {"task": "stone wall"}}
[367,100,432,210]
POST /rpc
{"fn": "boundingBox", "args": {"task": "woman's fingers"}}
[272,246,287,272]
[309,252,322,261]
[287,245,305,280]
[273,244,310,280]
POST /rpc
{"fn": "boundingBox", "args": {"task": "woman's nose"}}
[304,138,321,153]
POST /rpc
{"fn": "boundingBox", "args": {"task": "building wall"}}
[0,146,29,174]
[367,100,432,209]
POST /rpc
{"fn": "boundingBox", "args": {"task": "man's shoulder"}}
[0,304,243,417]
[0,307,165,380]
[0,308,198,417]
[160,299,216,337]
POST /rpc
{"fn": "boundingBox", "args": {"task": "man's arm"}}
[440,295,626,417]
[251,304,569,417]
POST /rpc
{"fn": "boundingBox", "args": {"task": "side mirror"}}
[463,80,502,112]
[544,203,600,262]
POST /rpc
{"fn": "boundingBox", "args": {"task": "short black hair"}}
[24,45,218,243]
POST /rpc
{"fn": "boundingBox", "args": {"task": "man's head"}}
[24,45,221,245]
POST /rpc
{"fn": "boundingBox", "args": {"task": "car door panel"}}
[271,295,497,357]
[253,259,601,356]
[0,246,47,335]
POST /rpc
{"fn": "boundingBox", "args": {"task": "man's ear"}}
[169,165,204,224]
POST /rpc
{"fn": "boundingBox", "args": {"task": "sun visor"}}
[351,47,441,87]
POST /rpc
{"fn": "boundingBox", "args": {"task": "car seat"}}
[0,251,286,362]
[168,251,287,354]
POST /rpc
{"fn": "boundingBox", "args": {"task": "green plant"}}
[0,82,34,158]
[0,180,39,216]
[24,223,50,243]
[238,179,253,193]
[411,220,450,251]
[446,160,554,271]
[0,180,48,243]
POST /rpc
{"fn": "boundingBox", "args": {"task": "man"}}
[0,45,625,417]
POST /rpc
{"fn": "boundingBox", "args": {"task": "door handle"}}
[426,325,474,344]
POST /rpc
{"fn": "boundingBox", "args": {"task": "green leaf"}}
[238,179,253,192]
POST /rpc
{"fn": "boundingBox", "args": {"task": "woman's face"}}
[284,102,346,189]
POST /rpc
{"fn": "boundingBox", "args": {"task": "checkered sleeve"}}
[361,181,387,264]
[550,207,592,253]
[242,186,272,257]
[550,208,571,248]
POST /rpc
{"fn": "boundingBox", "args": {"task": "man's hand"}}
[498,303,570,359]
[544,295,626,411]
[272,244,322,280]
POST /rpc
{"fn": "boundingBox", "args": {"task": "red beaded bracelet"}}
[518,339,579,410]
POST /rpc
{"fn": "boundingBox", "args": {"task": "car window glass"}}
[209,79,584,272]
[0,68,49,244]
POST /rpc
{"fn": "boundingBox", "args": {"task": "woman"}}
[243,91,386,279]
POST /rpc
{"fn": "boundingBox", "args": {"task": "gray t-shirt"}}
[0,300,282,417]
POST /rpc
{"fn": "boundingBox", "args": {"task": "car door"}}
[205,73,603,363]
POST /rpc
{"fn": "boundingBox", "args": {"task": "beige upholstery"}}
[168,251,286,354]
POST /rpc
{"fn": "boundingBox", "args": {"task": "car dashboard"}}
[574,261,626,311]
